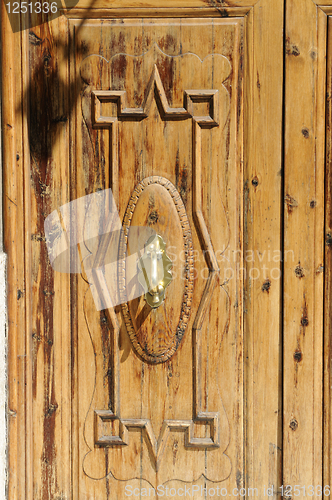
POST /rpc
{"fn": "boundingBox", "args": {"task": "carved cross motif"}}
[90,65,221,471]
[94,410,220,471]
[91,64,219,128]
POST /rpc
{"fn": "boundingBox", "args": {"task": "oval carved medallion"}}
[119,176,194,364]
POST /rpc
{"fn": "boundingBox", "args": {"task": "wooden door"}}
[2,0,286,498]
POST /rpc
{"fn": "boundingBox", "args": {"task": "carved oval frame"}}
[118,176,194,364]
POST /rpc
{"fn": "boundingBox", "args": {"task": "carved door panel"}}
[2,1,285,499]
[73,17,243,498]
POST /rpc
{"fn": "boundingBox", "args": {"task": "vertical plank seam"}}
[324,15,331,493]
[21,23,33,500]
[319,6,329,494]
[281,0,287,491]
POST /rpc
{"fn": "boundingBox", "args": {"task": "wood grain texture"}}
[318,6,332,13]
[2,13,74,500]
[61,0,257,14]
[324,14,332,496]
[28,16,72,500]
[313,1,332,8]
[2,5,22,500]
[244,0,284,497]
[73,18,243,496]
[62,7,252,17]
[284,0,326,496]
[1,1,289,499]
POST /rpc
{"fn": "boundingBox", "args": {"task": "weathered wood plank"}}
[27,16,72,500]
[2,5,25,500]
[21,26,34,500]
[324,14,332,495]
[284,0,325,495]
[62,0,258,13]
[244,0,284,497]
[62,7,251,17]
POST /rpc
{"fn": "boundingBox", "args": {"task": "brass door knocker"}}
[138,234,172,308]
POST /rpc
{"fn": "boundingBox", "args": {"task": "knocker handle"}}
[138,234,172,308]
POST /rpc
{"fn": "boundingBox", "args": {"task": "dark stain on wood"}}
[51,115,67,123]
[100,310,113,409]
[295,263,305,279]
[236,469,242,490]
[256,71,261,90]
[175,149,188,205]
[112,53,127,83]
[301,128,309,138]
[159,33,177,56]
[179,168,188,204]
[156,53,175,104]
[285,37,300,56]
[301,316,309,327]
[289,418,298,431]
[262,278,271,293]
[285,193,298,213]
[203,0,229,16]
[172,440,178,465]
[148,210,159,225]
[301,298,309,329]
[45,402,58,418]
[29,30,42,46]
[31,233,46,242]
[29,24,59,498]
[252,176,259,187]
[293,350,303,362]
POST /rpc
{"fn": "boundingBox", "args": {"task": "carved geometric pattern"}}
[192,121,220,331]
[192,120,221,414]
[95,410,220,472]
[91,64,221,467]
[118,176,194,364]
[92,65,219,128]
